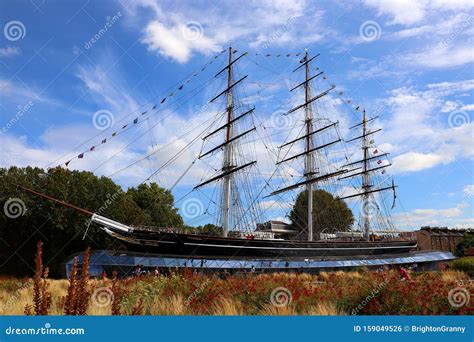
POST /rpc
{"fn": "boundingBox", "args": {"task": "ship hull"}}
[107,229,417,259]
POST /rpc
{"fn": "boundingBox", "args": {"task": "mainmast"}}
[194,47,256,237]
[268,50,346,241]
[304,50,314,242]
[222,46,234,237]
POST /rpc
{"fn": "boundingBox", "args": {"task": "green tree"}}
[127,183,183,228]
[455,232,474,257]
[289,189,354,240]
[0,166,183,277]
[188,223,223,236]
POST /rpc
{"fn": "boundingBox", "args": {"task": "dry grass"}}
[1,267,471,316]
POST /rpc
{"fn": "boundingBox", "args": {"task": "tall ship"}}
[20,47,417,259]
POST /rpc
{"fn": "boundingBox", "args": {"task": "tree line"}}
[0,166,354,277]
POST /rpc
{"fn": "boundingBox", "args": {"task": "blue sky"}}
[0,0,473,231]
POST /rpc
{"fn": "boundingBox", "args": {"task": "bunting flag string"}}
[61,50,321,168]
[317,71,367,115]
[254,52,303,58]
[316,66,389,177]
[61,49,229,168]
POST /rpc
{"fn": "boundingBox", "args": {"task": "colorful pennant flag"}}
[90,146,95,151]
[377,160,382,164]
[373,149,378,154]
[78,153,84,159]
[178,85,184,90]
[161,98,166,103]
[101,139,106,144]
[65,160,71,167]
[133,118,138,124]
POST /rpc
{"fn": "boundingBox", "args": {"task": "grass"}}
[0,269,471,316]
[451,257,474,273]
[1,243,471,316]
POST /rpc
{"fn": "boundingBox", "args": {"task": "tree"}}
[455,232,474,257]
[0,166,183,277]
[126,183,183,228]
[188,223,223,236]
[289,189,354,240]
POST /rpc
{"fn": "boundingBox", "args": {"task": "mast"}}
[268,50,343,241]
[222,46,233,237]
[304,49,314,242]
[337,110,398,238]
[361,110,370,240]
[194,47,255,237]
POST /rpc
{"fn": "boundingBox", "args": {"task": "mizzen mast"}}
[338,109,397,240]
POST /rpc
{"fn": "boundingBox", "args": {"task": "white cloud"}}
[375,79,474,174]
[394,201,469,229]
[392,152,446,172]
[76,61,140,116]
[0,46,20,58]
[130,0,329,63]
[364,0,427,25]
[464,184,474,196]
[141,21,220,63]
[441,100,459,113]
[399,43,474,69]
[364,0,474,26]
[460,104,474,111]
